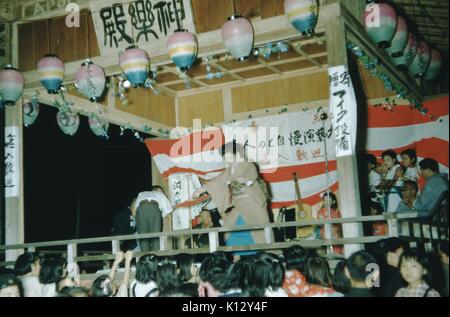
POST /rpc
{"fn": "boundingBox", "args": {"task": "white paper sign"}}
[90,0,196,56]
[329,65,357,158]
[4,126,19,198]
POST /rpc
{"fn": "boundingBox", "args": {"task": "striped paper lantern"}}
[284,0,319,36]
[57,111,80,136]
[37,54,65,94]
[386,16,408,57]
[119,46,150,87]
[0,65,25,106]
[392,33,418,71]
[74,60,106,102]
[408,41,431,78]
[167,30,198,71]
[221,15,254,62]
[363,2,397,48]
[425,49,442,81]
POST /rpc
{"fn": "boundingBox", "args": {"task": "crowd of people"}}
[0,237,448,297]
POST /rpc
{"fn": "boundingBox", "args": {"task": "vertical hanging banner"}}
[4,126,19,198]
[329,65,358,158]
[89,0,196,56]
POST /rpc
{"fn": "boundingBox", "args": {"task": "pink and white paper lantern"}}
[221,15,254,62]
[74,60,106,102]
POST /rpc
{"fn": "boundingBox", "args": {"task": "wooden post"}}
[111,240,120,254]
[67,243,79,278]
[324,3,364,258]
[159,235,168,251]
[208,231,219,253]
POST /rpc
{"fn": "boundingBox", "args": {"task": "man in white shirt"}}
[134,186,173,252]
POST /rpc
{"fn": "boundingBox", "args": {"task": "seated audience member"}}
[92,251,133,297]
[282,245,309,297]
[58,286,89,297]
[408,158,448,218]
[135,186,173,252]
[377,238,408,297]
[130,254,158,297]
[401,149,419,182]
[438,241,449,297]
[39,256,68,297]
[111,198,138,252]
[221,256,255,297]
[0,274,21,297]
[367,153,382,194]
[14,252,42,297]
[344,251,379,297]
[198,251,233,297]
[247,253,287,297]
[332,260,351,295]
[396,249,440,297]
[186,209,220,249]
[369,201,388,236]
[303,257,343,297]
[378,150,404,213]
[396,181,419,213]
[155,257,180,297]
[176,253,200,286]
[316,192,343,255]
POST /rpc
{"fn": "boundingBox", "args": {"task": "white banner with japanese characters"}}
[89,0,196,56]
[329,65,358,158]
[4,126,20,198]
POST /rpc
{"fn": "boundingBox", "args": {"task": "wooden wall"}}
[178,91,224,127]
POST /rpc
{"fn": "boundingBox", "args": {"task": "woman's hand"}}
[114,251,124,264]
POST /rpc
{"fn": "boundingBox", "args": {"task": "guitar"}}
[293,172,317,238]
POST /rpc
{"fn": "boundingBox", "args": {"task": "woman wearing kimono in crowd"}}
[194,141,272,253]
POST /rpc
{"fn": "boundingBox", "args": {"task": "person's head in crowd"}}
[305,256,333,288]
[92,275,117,297]
[14,252,41,277]
[135,254,158,285]
[321,192,338,210]
[199,209,213,228]
[439,241,449,265]
[369,201,383,216]
[198,251,233,297]
[175,253,199,284]
[382,150,399,170]
[39,256,67,286]
[401,181,419,203]
[419,158,440,179]
[0,274,21,297]
[366,154,378,173]
[152,185,166,196]
[401,149,418,168]
[384,237,408,268]
[59,286,89,297]
[399,249,433,288]
[283,245,309,276]
[225,256,255,294]
[345,251,379,289]
[247,252,285,297]
[333,260,351,294]
[130,197,137,216]
[168,283,199,297]
[220,140,247,163]
[156,257,179,297]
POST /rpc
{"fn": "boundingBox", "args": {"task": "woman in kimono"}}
[194,141,271,251]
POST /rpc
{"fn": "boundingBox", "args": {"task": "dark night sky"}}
[23,104,152,245]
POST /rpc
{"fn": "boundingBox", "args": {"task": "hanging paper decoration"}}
[57,111,80,136]
[37,54,65,94]
[23,101,39,127]
[0,65,25,107]
[167,30,198,71]
[74,60,106,102]
[385,16,408,57]
[363,2,397,48]
[425,49,442,81]
[284,0,319,36]
[260,42,289,59]
[391,33,418,71]
[408,41,431,78]
[119,46,150,87]
[221,15,254,61]
[89,116,109,138]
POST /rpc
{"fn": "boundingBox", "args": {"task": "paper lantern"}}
[37,54,65,94]
[221,15,254,61]
[386,16,408,57]
[284,0,319,36]
[74,60,106,102]
[392,33,418,71]
[0,65,25,106]
[89,116,109,137]
[408,41,431,78]
[57,111,80,136]
[23,101,39,127]
[425,49,442,81]
[167,30,198,71]
[119,46,150,87]
[363,2,397,48]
